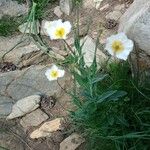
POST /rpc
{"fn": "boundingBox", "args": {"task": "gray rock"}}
[83,0,95,9]
[40,20,49,36]
[0,35,40,65]
[83,0,103,9]
[80,36,107,67]
[114,4,125,11]
[0,35,65,67]
[0,95,13,118]
[0,0,28,17]
[100,4,110,11]
[60,0,73,15]
[60,133,85,150]
[0,65,71,101]
[118,0,150,72]
[0,133,25,150]
[119,0,150,56]
[18,21,40,34]
[54,6,63,18]
[0,102,13,118]
[30,118,63,139]
[0,0,5,6]
[0,95,13,104]
[106,10,122,21]
[7,95,41,120]
[20,109,49,130]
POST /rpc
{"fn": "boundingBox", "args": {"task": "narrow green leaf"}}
[97,90,127,103]
[92,74,108,84]
[97,90,118,103]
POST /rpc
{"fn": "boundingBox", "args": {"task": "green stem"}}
[63,39,75,55]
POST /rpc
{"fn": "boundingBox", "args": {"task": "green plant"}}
[0,146,9,150]
[32,0,56,19]
[73,0,83,5]
[0,16,22,37]
[68,40,150,149]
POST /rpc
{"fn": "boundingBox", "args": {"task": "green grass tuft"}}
[33,0,56,19]
[67,35,150,150]
[0,16,23,37]
[70,61,150,149]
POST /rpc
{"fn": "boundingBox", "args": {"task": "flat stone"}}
[0,95,13,104]
[7,95,41,120]
[20,109,49,130]
[0,34,65,66]
[0,0,5,6]
[106,10,122,21]
[83,0,103,9]
[60,0,73,15]
[0,102,13,118]
[80,36,107,67]
[66,37,74,46]
[0,65,70,102]
[0,133,25,150]
[30,118,63,139]
[54,6,63,18]
[18,21,40,34]
[0,69,24,96]
[83,0,95,9]
[0,35,40,65]
[0,95,13,118]
[119,0,150,56]
[118,0,150,71]
[100,4,110,11]
[114,4,125,11]
[60,133,85,150]
[40,20,49,36]
[0,0,28,17]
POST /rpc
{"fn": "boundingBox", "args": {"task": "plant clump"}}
[0,16,22,36]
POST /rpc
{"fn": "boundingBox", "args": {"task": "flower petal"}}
[51,64,59,71]
[105,32,134,60]
[58,69,65,78]
[46,19,71,40]
[45,69,53,81]
[63,21,72,34]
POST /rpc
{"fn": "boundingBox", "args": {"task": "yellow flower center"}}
[50,70,59,78]
[55,27,65,38]
[112,40,124,54]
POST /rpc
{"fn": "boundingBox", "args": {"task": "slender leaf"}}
[92,74,108,84]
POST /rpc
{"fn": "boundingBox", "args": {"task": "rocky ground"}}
[0,0,138,150]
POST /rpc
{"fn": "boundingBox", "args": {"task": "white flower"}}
[44,20,61,35]
[47,19,72,40]
[105,33,134,60]
[45,65,65,81]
